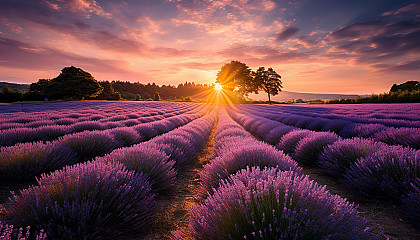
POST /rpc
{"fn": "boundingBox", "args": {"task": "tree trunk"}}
[267,90,271,105]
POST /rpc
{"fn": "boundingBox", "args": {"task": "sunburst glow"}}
[214,83,223,91]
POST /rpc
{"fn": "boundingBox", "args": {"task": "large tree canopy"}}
[216,60,257,96]
[29,66,103,100]
[253,67,282,104]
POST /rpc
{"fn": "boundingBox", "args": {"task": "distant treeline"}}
[106,81,213,100]
[0,66,214,102]
[327,81,420,104]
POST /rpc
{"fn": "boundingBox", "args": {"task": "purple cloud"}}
[276,27,300,41]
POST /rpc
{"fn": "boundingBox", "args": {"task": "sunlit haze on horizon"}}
[0,0,419,95]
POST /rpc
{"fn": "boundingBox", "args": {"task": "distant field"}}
[0,101,419,239]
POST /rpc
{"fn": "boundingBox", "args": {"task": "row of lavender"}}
[244,103,420,127]
[238,104,420,150]
[0,102,204,147]
[188,109,370,239]
[0,109,217,239]
[228,106,420,227]
[0,104,211,182]
[0,101,195,128]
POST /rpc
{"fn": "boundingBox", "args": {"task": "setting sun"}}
[214,83,223,91]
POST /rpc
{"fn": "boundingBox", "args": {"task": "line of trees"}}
[0,66,216,102]
[216,60,282,104]
[327,80,420,104]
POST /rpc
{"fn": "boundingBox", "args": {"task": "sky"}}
[0,0,419,94]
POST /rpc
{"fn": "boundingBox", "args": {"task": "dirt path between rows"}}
[141,118,218,240]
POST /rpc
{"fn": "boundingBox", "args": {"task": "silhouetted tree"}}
[0,85,24,102]
[216,60,256,97]
[154,91,160,101]
[29,66,103,100]
[96,81,121,100]
[135,94,141,101]
[390,81,419,92]
[253,67,282,104]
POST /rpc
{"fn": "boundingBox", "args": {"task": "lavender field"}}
[0,101,419,240]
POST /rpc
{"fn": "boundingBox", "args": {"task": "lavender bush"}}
[276,129,314,154]
[190,167,370,239]
[293,132,340,166]
[97,144,177,193]
[401,179,420,228]
[57,130,117,162]
[263,125,295,145]
[374,127,420,149]
[350,124,387,138]
[342,146,420,201]
[319,138,387,177]
[107,127,143,147]
[0,142,76,180]
[1,160,156,240]
[200,144,301,196]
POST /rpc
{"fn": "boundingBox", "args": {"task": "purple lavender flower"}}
[342,146,420,201]
[70,121,105,132]
[97,144,177,193]
[319,138,388,177]
[0,222,46,240]
[374,127,420,149]
[348,123,387,138]
[0,141,77,180]
[262,125,295,145]
[190,167,370,239]
[200,144,301,196]
[57,130,117,162]
[402,178,420,228]
[276,129,314,154]
[293,132,340,166]
[107,127,143,147]
[2,160,156,239]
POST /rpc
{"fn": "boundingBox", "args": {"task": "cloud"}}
[324,4,420,69]
[276,27,300,41]
[373,60,420,72]
[0,37,127,74]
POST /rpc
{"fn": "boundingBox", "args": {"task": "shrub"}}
[57,130,117,162]
[2,161,156,240]
[70,121,105,132]
[351,124,387,138]
[151,135,196,169]
[342,146,420,201]
[97,144,176,193]
[307,118,329,131]
[190,167,370,239]
[262,125,295,145]
[374,127,420,149]
[200,144,301,196]
[0,128,41,147]
[107,127,143,147]
[37,125,70,141]
[0,142,77,180]
[402,179,420,228]
[134,124,159,140]
[319,138,387,177]
[276,129,314,154]
[322,119,352,134]
[293,132,340,166]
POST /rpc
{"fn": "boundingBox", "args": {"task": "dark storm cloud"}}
[276,27,300,41]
